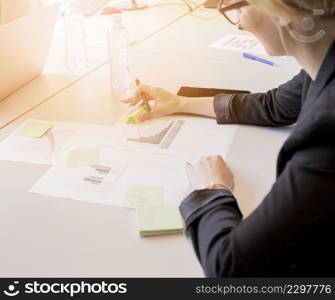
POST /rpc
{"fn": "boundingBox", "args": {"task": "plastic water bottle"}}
[64,0,88,72]
[106,9,132,91]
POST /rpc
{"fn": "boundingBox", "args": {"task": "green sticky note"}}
[124,186,163,208]
[67,149,100,168]
[137,204,184,237]
[17,121,54,138]
[125,107,146,124]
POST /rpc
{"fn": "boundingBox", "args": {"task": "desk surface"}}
[0,0,201,129]
[0,7,298,277]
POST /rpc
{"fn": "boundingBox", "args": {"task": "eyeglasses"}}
[217,0,249,25]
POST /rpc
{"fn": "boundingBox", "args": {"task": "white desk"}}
[0,0,203,129]
[134,7,301,92]
[0,7,300,277]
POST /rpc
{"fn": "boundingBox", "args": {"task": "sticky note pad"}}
[124,186,163,208]
[67,149,100,168]
[17,121,53,138]
[137,204,184,237]
[125,107,146,124]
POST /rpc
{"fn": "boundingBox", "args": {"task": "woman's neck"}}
[291,38,334,80]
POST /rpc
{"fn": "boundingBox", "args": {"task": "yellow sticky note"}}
[17,121,53,138]
[67,149,100,168]
[125,107,146,124]
[124,186,163,208]
[137,204,184,236]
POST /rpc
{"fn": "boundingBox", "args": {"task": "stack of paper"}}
[124,185,184,237]
[209,33,268,56]
[0,116,237,237]
[136,204,184,237]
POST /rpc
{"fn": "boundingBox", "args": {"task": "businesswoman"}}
[124,0,335,276]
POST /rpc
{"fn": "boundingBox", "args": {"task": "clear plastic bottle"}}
[106,9,132,91]
[64,0,88,72]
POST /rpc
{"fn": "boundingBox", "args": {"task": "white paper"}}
[29,116,238,207]
[30,146,193,207]
[0,120,73,164]
[0,119,120,165]
[112,115,238,158]
[209,33,268,56]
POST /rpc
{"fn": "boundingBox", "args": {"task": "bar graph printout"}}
[114,116,237,157]
[30,146,192,207]
[26,115,237,207]
[125,120,186,150]
[127,121,175,145]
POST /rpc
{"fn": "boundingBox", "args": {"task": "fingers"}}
[184,156,234,190]
[123,84,180,121]
[139,111,151,122]
[198,155,232,178]
[184,161,193,174]
[122,84,157,106]
[199,155,225,164]
[184,161,196,189]
[139,105,164,122]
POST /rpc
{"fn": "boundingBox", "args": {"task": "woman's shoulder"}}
[282,109,335,168]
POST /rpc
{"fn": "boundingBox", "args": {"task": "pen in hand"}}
[135,79,151,112]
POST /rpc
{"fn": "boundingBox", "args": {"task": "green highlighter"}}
[137,204,184,237]
[125,107,146,124]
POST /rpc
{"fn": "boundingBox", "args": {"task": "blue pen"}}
[243,52,275,66]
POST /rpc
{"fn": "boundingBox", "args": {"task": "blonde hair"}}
[247,0,335,17]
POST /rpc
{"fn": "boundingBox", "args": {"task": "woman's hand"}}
[185,155,235,192]
[122,84,183,121]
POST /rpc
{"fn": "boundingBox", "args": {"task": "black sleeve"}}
[214,70,306,127]
[179,146,335,277]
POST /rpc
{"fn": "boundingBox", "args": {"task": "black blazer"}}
[179,42,335,277]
